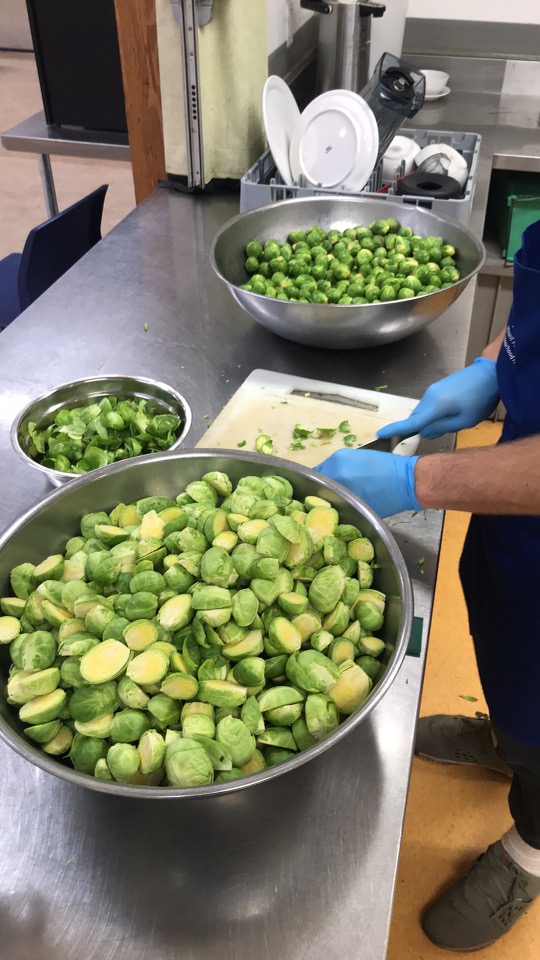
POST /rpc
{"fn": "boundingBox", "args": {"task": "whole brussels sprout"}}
[69,733,107,773]
[305,693,339,740]
[110,708,150,743]
[165,738,214,787]
[215,716,256,767]
[86,552,121,586]
[107,743,140,782]
[147,693,181,728]
[69,681,119,723]
[285,650,339,693]
[200,547,233,588]
[308,566,346,614]
[19,630,56,670]
[129,571,165,595]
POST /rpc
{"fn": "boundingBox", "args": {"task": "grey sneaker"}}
[422,841,540,951]
[415,712,512,776]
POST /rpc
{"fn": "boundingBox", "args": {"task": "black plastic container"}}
[26,0,127,133]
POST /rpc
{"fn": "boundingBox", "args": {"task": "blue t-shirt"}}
[459,220,540,746]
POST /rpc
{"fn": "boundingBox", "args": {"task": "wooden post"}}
[114,0,166,204]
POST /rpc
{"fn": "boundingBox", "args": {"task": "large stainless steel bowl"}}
[210,196,485,349]
[0,450,412,799]
[11,375,192,487]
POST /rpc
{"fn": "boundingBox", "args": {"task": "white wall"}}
[0,0,32,49]
[267,0,313,53]
[408,0,540,23]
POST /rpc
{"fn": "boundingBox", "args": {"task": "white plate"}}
[262,76,301,186]
[289,90,378,192]
[424,86,451,102]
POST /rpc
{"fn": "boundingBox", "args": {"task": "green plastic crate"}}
[496,174,540,262]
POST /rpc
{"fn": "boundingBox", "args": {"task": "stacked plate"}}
[263,76,379,194]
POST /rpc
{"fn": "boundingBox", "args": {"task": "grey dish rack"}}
[240,129,481,224]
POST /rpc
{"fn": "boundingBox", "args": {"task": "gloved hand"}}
[377,357,500,440]
[316,449,421,518]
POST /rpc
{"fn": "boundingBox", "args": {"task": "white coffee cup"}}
[420,69,450,97]
[381,135,421,183]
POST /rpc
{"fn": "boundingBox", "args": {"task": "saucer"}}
[424,86,451,102]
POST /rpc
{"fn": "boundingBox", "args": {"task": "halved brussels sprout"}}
[74,712,115,738]
[257,727,297,751]
[329,660,372,714]
[240,695,265,735]
[198,679,248,708]
[357,635,386,657]
[161,671,199,700]
[126,647,169,685]
[79,639,130,684]
[158,594,193,631]
[285,650,339,693]
[19,687,67,724]
[277,592,309,616]
[138,729,166,774]
[7,666,61,705]
[123,619,159,651]
[348,538,375,562]
[257,685,304,712]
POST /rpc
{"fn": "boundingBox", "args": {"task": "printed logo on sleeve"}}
[504,324,516,364]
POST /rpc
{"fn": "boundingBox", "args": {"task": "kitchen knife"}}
[358,432,417,453]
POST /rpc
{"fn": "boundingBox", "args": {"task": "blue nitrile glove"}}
[377,358,500,441]
[316,449,421,518]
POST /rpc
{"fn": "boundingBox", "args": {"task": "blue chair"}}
[0,184,108,330]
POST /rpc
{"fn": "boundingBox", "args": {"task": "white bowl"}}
[420,69,450,98]
[415,143,469,189]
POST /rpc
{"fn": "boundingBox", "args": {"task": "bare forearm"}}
[415,436,540,514]
[482,328,505,362]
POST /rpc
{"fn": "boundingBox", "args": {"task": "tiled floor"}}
[2,49,538,960]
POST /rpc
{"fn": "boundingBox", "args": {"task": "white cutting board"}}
[197,370,419,468]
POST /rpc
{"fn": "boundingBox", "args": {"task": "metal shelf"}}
[480,237,514,278]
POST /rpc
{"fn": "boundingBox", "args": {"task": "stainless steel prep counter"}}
[1,89,540,960]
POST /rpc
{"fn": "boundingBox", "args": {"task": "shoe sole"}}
[416,751,511,777]
[423,926,502,952]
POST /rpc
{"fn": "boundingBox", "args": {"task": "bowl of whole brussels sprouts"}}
[11,375,192,487]
[210,196,485,349]
[0,450,412,797]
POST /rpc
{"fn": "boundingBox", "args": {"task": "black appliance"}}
[26,0,127,133]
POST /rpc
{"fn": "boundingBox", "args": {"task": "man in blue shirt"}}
[318,221,540,951]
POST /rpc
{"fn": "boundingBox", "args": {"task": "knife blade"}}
[358,432,417,453]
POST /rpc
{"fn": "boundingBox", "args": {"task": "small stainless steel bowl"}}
[0,450,412,799]
[210,195,485,349]
[11,375,192,487]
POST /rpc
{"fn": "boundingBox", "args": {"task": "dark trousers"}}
[493,724,540,849]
